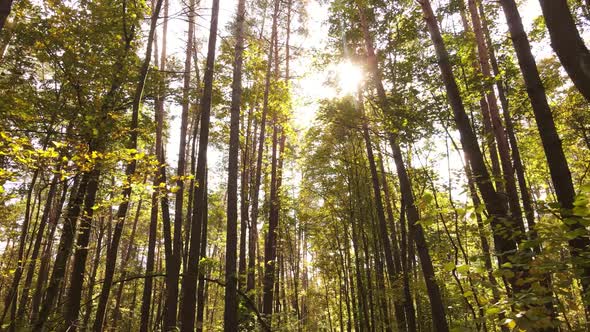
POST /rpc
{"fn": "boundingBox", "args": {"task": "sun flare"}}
[335,61,364,96]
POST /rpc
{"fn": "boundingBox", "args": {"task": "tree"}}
[224,0,247,328]
[499,0,590,305]
[179,0,220,329]
[539,0,590,103]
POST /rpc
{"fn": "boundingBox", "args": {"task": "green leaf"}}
[502,318,516,329]
[485,307,501,316]
[456,264,469,273]
[443,262,455,272]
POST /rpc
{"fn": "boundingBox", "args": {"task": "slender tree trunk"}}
[239,105,253,290]
[112,198,143,326]
[419,0,528,297]
[196,174,209,332]
[179,0,219,329]
[82,217,105,330]
[15,165,61,325]
[499,0,590,304]
[2,160,42,326]
[224,0,246,328]
[357,91,402,332]
[263,123,279,318]
[389,136,449,332]
[91,1,163,329]
[477,0,536,238]
[249,0,279,296]
[0,0,13,34]
[539,0,590,103]
[467,0,525,237]
[378,153,416,332]
[169,0,195,325]
[31,178,70,323]
[63,167,101,331]
[139,8,167,329]
[263,23,284,315]
[357,5,449,329]
[247,117,259,292]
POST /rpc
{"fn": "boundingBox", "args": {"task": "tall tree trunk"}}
[170,0,195,324]
[248,0,279,295]
[179,0,219,329]
[539,0,590,103]
[0,0,13,34]
[2,154,43,326]
[357,5,449,330]
[196,174,209,332]
[418,0,527,296]
[224,0,246,328]
[63,166,101,331]
[35,180,89,331]
[467,0,525,237]
[82,217,105,329]
[112,198,143,326]
[263,21,284,316]
[15,165,61,325]
[31,178,70,323]
[239,105,253,290]
[389,136,449,332]
[499,0,590,304]
[263,122,280,318]
[357,91,403,332]
[91,1,163,329]
[378,153,416,332]
[476,0,536,239]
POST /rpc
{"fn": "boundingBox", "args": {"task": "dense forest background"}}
[1,0,590,330]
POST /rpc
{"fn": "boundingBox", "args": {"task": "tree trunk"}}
[539,0,590,103]
[63,167,101,331]
[467,0,525,237]
[239,105,253,290]
[358,91,403,332]
[389,136,449,332]
[249,0,279,296]
[15,165,61,325]
[0,0,13,34]
[357,5,449,330]
[499,0,590,303]
[419,0,527,296]
[196,175,209,332]
[140,4,167,329]
[477,0,536,240]
[378,153,416,332]
[31,178,70,323]
[91,1,163,329]
[179,0,219,329]
[170,0,195,324]
[224,0,246,327]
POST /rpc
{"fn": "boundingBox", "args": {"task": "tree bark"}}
[249,0,279,296]
[179,0,219,329]
[467,0,525,236]
[357,5,449,330]
[63,167,101,331]
[170,0,195,324]
[419,0,527,295]
[499,0,590,302]
[0,0,13,34]
[358,92,402,332]
[224,0,246,328]
[539,0,590,103]
[91,0,163,329]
